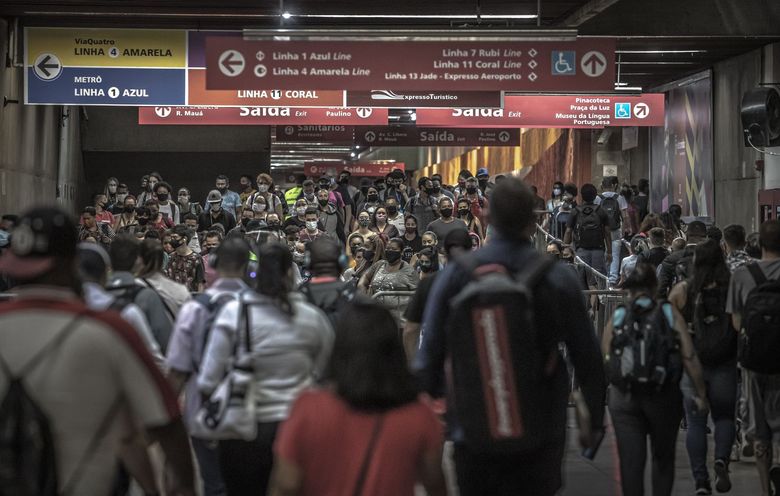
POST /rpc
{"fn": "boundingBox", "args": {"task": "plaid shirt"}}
[726,250,755,272]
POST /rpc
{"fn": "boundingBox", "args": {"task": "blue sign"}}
[551,51,576,76]
[615,102,632,119]
[26,67,186,106]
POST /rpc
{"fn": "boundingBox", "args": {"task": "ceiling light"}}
[350,152,357,157]
[615,50,707,54]
[281,11,292,19]
[615,86,643,91]
[289,14,537,19]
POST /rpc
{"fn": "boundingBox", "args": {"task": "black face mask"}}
[169,238,183,249]
[387,205,398,215]
[217,187,227,194]
[367,194,379,202]
[458,208,470,217]
[137,217,149,226]
[124,205,136,213]
[269,221,281,228]
[157,193,169,202]
[440,207,453,218]
[385,250,401,264]
[363,250,375,262]
[430,186,441,194]
[318,199,329,207]
[466,186,478,194]
[419,262,434,273]
[478,179,488,188]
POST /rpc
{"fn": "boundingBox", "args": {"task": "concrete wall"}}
[590,127,650,189]
[0,19,84,216]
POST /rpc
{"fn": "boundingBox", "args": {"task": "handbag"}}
[191,296,257,441]
[352,415,385,496]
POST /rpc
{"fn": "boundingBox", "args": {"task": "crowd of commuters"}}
[0,168,779,496]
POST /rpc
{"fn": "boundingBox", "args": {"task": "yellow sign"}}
[26,27,186,68]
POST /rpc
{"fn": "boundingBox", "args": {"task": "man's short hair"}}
[153,181,172,193]
[580,184,597,203]
[214,237,250,272]
[109,234,140,271]
[488,177,535,241]
[82,206,97,216]
[686,221,707,240]
[304,207,319,217]
[759,219,780,254]
[417,177,430,189]
[706,225,722,242]
[649,227,665,247]
[563,183,578,198]
[171,224,192,243]
[307,237,342,275]
[216,174,229,182]
[205,230,223,241]
[182,212,198,223]
[602,176,619,189]
[723,224,747,249]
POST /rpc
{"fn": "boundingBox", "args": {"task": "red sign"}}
[354,127,520,146]
[138,106,388,125]
[346,90,502,108]
[206,38,615,92]
[275,125,355,144]
[304,162,404,178]
[416,94,664,128]
[187,69,345,107]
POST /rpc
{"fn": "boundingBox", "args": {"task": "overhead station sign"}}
[304,162,404,178]
[138,106,388,125]
[25,27,187,105]
[416,94,665,128]
[345,90,502,109]
[355,127,520,146]
[205,39,616,92]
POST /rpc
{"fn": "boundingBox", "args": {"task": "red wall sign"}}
[206,38,615,92]
[354,127,520,146]
[138,106,388,125]
[346,90,502,109]
[304,162,404,178]
[415,94,665,128]
[275,125,355,143]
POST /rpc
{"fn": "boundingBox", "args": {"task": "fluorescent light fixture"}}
[288,14,537,19]
[615,50,707,54]
[350,152,357,157]
[615,86,643,91]
[614,82,628,86]
[281,11,292,19]
[618,61,696,65]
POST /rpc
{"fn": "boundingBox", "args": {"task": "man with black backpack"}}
[727,219,780,496]
[563,183,611,287]
[657,221,708,299]
[298,237,357,329]
[594,176,629,285]
[415,177,606,496]
[166,237,251,496]
[0,207,195,496]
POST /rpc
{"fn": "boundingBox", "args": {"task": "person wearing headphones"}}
[298,238,358,328]
[166,237,253,496]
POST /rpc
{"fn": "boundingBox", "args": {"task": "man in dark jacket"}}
[415,177,606,496]
[657,220,707,298]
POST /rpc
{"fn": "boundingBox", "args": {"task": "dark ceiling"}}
[3,0,778,168]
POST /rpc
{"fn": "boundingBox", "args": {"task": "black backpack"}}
[299,280,356,329]
[0,316,83,495]
[446,254,556,454]
[738,264,780,373]
[574,205,603,249]
[607,298,682,391]
[598,194,622,231]
[689,285,737,367]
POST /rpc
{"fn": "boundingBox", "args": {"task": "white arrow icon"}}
[364,131,376,142]
[219,50,245,77]
[498,131,510,142]
[633,103,649,118]
[581,51,607,77]
[33,53,62,81]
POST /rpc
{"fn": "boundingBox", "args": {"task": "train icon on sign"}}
[356,108,373,119]
[155,107,172,118]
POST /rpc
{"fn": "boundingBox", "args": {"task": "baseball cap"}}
[0,206,78,279]
[206,190,223,203]
[476,168,490,178]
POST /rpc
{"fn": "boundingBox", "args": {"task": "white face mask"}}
[306,220,318,231]
[257,184,269,193]
[296,207,307,216]
[252,203,266,213]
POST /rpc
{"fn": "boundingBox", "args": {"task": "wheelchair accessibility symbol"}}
[615,103,632,119]
[551,51,576,76]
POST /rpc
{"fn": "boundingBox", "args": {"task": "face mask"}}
[363,250,375,262]
[257,184,269,193]
[210,203,222,212]
[178,195,189,203]
[269,221,280,228]
[405,225,416,232]
[157,193,169,202]
[137,217,149,226]
[458,208,470,217]
[385,250,401,264]
[553,188,562,196]
[292,251,305,263]
[376,183,386,191]
[149,209,159,217]
[169,238,183,249]
[419,261,434,273]
[563,256,574,263]
[440,207,453,218]
[124,205,136,213]
[296,206,307,216]
[360,187,369,195]
[387,205,398,215]
[358,219,370,228]
[466,186,478,194]
[350,244,362,252]
[241,217,251,226]
[367,193,379,202]
[431,186,441,194]
[478,179,488,188]
[318,199,329,207]
[305,193,315,202]
[252,203,266,213]
[306,220,318,231]
[217,186,227,193]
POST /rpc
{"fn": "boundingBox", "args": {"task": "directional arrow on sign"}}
[33,53,61,81]
[218,50,245,77]
[580,51,607,78]
[634,102,649,118]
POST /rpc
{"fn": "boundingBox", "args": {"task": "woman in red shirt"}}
[269,301,446,496]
